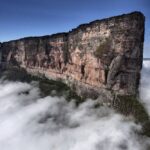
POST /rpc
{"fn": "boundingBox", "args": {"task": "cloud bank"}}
[140,61,150,115]
[0,61,149,150]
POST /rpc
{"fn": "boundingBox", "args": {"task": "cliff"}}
[0,11,145,100]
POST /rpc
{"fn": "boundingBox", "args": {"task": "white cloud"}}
[140,61,150,114]
[0,64,149,150]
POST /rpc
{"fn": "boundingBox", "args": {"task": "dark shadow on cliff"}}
[0,66,85,105]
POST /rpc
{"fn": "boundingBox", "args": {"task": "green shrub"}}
[113,95,150,137]
[94,38,111,58]
[113,95,149,123]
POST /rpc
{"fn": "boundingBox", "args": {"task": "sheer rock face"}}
[0,12,145,99]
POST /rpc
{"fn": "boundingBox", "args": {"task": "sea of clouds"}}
[0,61,149,150]
[140,61,150,115]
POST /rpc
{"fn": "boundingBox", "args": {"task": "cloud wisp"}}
[140,61,150,115]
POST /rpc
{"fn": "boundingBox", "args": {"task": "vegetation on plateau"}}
[94,38,111,59]
[113,95,150,137]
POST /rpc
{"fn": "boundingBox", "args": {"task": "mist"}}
[140,61,150,115]
[0,61,149,150]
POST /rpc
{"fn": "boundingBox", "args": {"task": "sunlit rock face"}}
[0,12,145,99]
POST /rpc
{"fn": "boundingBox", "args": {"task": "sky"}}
[0,0,150,57]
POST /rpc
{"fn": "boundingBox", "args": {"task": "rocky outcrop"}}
[0,11,145,100]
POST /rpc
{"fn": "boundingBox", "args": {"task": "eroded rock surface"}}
[0,11,145,99]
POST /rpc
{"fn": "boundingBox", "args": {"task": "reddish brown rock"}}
[0,11,145,100]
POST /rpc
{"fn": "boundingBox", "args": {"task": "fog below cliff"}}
[0,61,149,150]
[140,61,150,115]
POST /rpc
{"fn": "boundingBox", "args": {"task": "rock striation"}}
[0,11,145,100]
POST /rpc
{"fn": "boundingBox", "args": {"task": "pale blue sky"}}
[0,0,150,57]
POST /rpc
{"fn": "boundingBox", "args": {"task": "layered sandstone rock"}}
[0,11,145,100]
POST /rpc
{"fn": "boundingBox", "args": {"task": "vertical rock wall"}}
[0,12,145,99]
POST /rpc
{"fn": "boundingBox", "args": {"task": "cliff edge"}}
[0,11,145,101]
